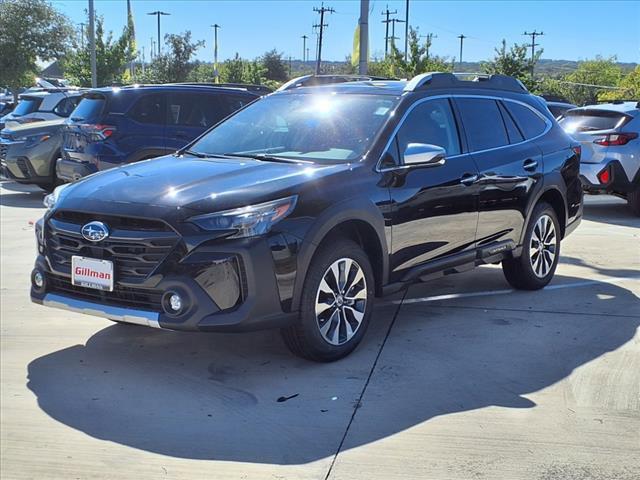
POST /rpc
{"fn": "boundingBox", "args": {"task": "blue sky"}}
[52,0,640,64]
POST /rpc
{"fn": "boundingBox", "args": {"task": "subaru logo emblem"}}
[81,221,110,242]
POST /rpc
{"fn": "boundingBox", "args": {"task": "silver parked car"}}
[558,101,640,215]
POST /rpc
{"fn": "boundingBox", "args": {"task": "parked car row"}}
[29,72,585,361]
[1,83,268,190]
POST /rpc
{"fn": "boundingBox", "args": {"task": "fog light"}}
[169,293,182,312]
[34,271,44,288]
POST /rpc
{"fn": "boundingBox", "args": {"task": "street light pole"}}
[147,11,170,57]
[211,24,221,83]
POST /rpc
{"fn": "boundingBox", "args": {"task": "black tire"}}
[628,188,640,216]
[502,202,561,290]
[281,238,375,362]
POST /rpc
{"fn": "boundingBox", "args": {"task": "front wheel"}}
[502,202,560,290]
[281,239,375,362]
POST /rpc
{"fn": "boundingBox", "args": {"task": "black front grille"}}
[46,212,180,282]
[48,274,162,311]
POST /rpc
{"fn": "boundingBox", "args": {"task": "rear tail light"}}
[597,166,611,184]
[593,132,638,146]
[80,123,116,142]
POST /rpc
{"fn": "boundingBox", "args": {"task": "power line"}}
[457,33,467,67]
[523,30,544,79]
[381,5,397,59]
[313,3,334,74]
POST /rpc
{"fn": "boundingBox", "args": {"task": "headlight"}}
[43,183,71,210]
[16,134,50,148]
[189,196,297,238]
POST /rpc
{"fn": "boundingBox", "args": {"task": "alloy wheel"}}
[529,214,557,278]
[315,257,368,346]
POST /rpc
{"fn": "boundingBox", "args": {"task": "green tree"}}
[597,65,638,102]
[261,49,288,82]
[562,56,623,105]
[244,60,267,85]
[186,62,214,82]
[0,0,73,99]
[384,28,452,79]
[61,15,130,87]
[482,39,540,90]
[140,31,204,83]
[222,53,245,83]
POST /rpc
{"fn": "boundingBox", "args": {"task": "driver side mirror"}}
[403,143,446,167]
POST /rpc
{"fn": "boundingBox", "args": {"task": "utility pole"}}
[381,5,396,59]
[313,3,334,75]
[420,33,436,61]
[523,30,544,79]
[141,46,145,74]
[302,35,308,62]
[147,11,170,57]
[288,56,292,77]
[457,33,467,68]
[88,0,97,87]
[306,47,310,64]
[390,17,405,50]
[211,24,221,83]
[358,0,369,74]
[404,0,409,62]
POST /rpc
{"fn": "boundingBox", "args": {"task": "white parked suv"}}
[0,89,84,130]
[558,101,640,215]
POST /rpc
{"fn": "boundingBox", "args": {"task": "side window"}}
[396,98,461,159]
[456,98,509,151]
[498,101,524,144]
[167,93,201,127]
[504,101,547,139]
[53,97,80,117]
[129,94,165,125]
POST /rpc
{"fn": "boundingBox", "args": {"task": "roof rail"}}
[277,74,394,91]
[404,72,529,93]
[166,82,273,94]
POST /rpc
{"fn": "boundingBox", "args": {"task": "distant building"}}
[40,61,63,79]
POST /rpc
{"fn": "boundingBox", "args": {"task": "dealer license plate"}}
[71,256,114,291]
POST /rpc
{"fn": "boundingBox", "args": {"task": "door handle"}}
[460,173,479,186]
[523,159,538,171]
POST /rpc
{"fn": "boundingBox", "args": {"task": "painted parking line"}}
[387,275,640,306]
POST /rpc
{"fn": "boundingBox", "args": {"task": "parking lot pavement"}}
[1,181,639,480]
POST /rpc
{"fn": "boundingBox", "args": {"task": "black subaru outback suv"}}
[31,73,583,362]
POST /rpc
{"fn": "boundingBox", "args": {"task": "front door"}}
[386,97,479,280]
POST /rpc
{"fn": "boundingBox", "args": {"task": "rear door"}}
[454,97,544,246]
[164,92,253,152]
[122,93,167,161]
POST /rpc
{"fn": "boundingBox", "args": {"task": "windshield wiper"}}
[179,149,227,159]
[223,152,312,164]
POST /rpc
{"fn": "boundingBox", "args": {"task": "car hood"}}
[57,154,351,217]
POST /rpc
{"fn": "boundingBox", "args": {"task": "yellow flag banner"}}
[352,24,360,68]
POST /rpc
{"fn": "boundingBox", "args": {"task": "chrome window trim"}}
[375,94,553,173]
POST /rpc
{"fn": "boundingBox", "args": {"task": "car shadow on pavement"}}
[26,274,639,465]
[0,181,46,208]
[583,196,639,228]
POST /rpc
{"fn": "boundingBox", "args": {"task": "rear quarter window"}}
[504,102,547,139]
[70,97,105,122]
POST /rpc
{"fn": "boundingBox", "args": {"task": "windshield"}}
[12,98,42,116]
[70,97,105,122]
[190,93,398,163]
[558,109,631,133]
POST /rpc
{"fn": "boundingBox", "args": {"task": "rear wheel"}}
[502,202,560,290]
[628,188,640,216]
[281,239,375,362]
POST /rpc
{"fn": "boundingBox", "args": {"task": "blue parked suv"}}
[57,84,265,181]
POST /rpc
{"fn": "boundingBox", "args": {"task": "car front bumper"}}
[30,216,300,332]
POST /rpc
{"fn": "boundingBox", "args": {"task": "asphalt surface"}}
[1,180,639,480]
